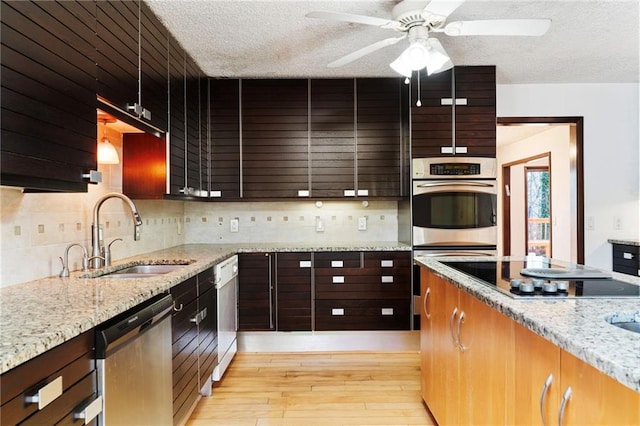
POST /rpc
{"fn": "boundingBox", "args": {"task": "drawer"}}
[314,252,361,268]
[612,244,640,276]
[315,279,411,300]
[315,299,411,331]
[198,267,216,292]
[170,275,198,308]
[363,252,412,270]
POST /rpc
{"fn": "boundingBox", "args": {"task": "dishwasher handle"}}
[95,293,173,358]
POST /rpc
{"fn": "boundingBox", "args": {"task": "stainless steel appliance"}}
[212,255,239,382]
[96,294,173,425]
[440,258,640,299]
[412,157,497,249]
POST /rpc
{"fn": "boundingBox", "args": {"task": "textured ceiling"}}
[145,0,639,84]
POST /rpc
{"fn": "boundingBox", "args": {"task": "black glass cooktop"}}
[441,260,640,298]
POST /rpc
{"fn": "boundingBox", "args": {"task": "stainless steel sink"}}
[609,322,640,334]
[97,264,188,279]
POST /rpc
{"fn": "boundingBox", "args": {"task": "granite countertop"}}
[608,239,640,247]
[0,242,410,374]
[415,256,640,393]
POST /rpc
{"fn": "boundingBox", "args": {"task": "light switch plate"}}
[230,218,239,233]
[358,216,367,231]
[315,217,324,232]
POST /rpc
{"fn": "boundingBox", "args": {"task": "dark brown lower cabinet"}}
[238,252,275,331]
[238,251,412,332]
[276,252,312,331]
[170,275,199,425]
[197,268,218,393]
[612,243,640,276]
[0,330,98,425]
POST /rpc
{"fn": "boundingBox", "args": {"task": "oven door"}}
[412,180,497,247]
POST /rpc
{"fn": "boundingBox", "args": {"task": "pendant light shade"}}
[390,27,453,77]
[98,119,120,164]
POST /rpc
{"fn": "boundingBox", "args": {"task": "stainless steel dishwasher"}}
[95,293,173,425]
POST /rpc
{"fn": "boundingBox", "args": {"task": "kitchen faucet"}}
[59,243,89,277]
[91,193,142,269]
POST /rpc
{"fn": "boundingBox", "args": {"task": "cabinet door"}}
[96,0,138,113]
[238,252,274,330]
[457,288,510,425]
[454,66,496,157]
[1,0,97,192]
[419,268,434,404]
[356,78,403,197]
[197,269,218,392]
[170,276,199,424]
[168,34,186,196]
[509,321,561,426]
[560,350,640,425]
[310,79,355,197]
[139,1,168,131]
[411,70,453,158]
[276,252,312,331]
[185,55,202,195]
[242,79,309,198]
[209,78,241,199]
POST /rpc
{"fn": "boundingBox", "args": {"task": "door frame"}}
[524,164,552,258]
[497,116,584,264]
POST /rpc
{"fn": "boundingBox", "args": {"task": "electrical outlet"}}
[315,217,325,233]
[358,216,367,231]
[230,218,239,233]
[586,216,594,230]
[614,216,622,230]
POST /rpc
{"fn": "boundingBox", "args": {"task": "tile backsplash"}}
[1,184,398,287]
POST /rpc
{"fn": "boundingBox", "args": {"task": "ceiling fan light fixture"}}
[424,38,453,75]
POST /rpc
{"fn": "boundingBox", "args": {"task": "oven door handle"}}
[418,252,495,257]
[416,181,495,188]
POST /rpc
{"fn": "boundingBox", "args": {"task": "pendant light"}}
[98,118,120,164]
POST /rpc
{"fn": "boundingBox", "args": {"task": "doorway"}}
[525,162,551,257]
[497,117,584,264]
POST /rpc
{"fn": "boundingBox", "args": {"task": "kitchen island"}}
[416,255,639,425]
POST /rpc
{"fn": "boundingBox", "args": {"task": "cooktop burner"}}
[440,259,640,299]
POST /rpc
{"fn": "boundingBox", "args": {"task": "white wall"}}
[497,83,640,269]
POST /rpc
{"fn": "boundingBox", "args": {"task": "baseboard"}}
[238,330,419,352]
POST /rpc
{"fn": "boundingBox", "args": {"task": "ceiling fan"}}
[306,0,551,76]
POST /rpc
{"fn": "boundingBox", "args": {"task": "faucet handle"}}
[103,238,123,267]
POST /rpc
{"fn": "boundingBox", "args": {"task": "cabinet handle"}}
[343,189,355,197]
[297,190,310,197]
[623,252,634,259]
[25,376,63,410]
[449,307,459,345]
[357,189,369,196]
[173,301,183,312]
[331,308,344,316]
[381,308,394,316]
[381,275,394,283]
[299,260,312,268]
[332,276,345,284]
[455,98,468,105]
[456,310,467,352]
[331,260,344,268]
[74,395,103,424]
[441,98,453,105]
[539,373,553,426]
[268,254,274,329]
[423,288,431,319]
[558,386,572,425]
[440,146,454,154]
[455,146,468,154]
[380,260,394,267]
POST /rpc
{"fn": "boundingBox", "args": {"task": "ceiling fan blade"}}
[444,19,551,36]
[423,0,465,19]
[328,36,406,68]
[306,11,400,30]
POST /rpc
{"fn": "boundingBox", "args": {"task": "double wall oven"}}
[412,157,498,256]
[411,157,498,328]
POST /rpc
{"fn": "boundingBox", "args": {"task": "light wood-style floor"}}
[186,352,436,426]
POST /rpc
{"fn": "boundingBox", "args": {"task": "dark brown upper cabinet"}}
[0,0,98,192]
[208,78,241,199]
[411,66,496,158]
[242,79,309,199]
[96,0,168,132]
[310,79,355,198]
[167,34,186,196]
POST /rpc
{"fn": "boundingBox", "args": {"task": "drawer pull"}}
[381,276,394,283]
[381,308,394,316]
[298,190,310,197]
[440,146,454,154]
[331,260,344,268]
[25,376,63,410]
[210,190,222,198]
[343,189,355,197]
[74,395,103,424]
[299,260,312,268]
[331,308,344,316]
[441,98,453,105]
[332,276,345,284]
[623,252,635,260]
[357,189,369,196]
[380,260,394,267]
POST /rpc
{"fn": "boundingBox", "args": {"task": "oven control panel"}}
[430,163,481,175]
